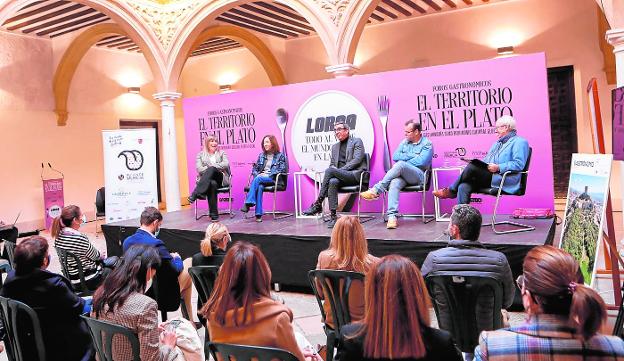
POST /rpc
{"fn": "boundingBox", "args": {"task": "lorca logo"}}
[118,150,144,170]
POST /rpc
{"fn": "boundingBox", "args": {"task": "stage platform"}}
[102,209,555,290]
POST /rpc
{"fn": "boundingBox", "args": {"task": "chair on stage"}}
[194,174,234,221]
[0,296,47,361]
[208,342,299,361]
[82,315,141,361]
[475,147,534,234]
[243,172,293,220]
[426,274,503,358]
[55,247,94,297]
[94,187,105,234]
[326,153,373,223]
[308,269,365,361]
[381,165,434,224]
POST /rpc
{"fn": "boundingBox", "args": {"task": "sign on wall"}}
[102,129,158,222]
[560,153,613,286]
[183,53,554,214]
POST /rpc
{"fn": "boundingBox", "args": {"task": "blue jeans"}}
[245,175,275,216]
[372,161,424,218]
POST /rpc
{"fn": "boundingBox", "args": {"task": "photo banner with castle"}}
[560,153,613,286]
[183,53,554,214]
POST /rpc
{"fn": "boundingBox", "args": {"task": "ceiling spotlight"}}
[219,84,232,93]
[127,87,140,94]
[497,46,514,56]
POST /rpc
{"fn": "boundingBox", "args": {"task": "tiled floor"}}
[1,210,622,360]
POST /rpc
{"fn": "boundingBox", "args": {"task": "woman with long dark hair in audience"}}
[240,134,288,222]
[52,204,108,290]
[199,242,318,361]
[92,245,180,361]
[338,255,462,361]
[475,245,624,360]
[316,215,379,329]
[191,221,231,266]
[1,236,94,361]
[187,135,231,221]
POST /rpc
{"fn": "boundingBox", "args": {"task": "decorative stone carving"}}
[312,0,351,26]
[125,0,200,49]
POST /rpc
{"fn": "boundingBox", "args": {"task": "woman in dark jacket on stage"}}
[240,135,288,222]
[1,236,93,361]
[338,255,462,361]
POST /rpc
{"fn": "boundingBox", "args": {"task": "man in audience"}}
[123,206,192,319]
[1,236,93,361]
[432,115,529,204]
[360,120,433,229]
[421,204,514,328]
[302,119,368,228]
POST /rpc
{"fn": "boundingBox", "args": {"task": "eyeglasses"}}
[334,127,347,133]
[516,274,525,290]
[405,130,414,134]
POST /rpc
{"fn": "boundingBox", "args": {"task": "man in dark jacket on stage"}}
[302,119,367,228]
[421,204,514,330]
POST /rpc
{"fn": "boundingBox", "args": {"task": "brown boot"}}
[432,187,454,199]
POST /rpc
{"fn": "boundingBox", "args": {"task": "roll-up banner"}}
[102,129,158,223]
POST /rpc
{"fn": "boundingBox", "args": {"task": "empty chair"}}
[81,316,140,361]
[208,342,299,361]
[94,187,105,234]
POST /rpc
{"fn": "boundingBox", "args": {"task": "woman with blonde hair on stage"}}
[187,135,231,221]
[316,215,379,329]
[337,255,462,361]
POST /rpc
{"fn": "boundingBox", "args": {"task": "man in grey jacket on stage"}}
[421,204,514,329]
[302,119,367,228]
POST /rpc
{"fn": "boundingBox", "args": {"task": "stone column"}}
[325,63,359,78]
[154,91,182,212]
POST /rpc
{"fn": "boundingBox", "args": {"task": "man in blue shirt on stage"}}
[433,115,529,204]
[360,120,433,229]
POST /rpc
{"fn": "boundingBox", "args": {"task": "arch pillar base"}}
[326,63,359,78]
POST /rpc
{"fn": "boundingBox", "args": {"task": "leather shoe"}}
[327,216,337,228]
[255,215,263,222]
[360,189,379,201]
[240,203,252,213]
[187,195,196,204]
[432,187,455,199]
[303,202,322,216]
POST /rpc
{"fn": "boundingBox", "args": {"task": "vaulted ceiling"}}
[1,0,504,57]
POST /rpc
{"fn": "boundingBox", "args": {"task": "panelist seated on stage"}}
[421,205,515,329]
[360,120,433,229]
[302,119,367,228]
[432,115,529,204]
[187,135,231,221]
[240,134,288,222]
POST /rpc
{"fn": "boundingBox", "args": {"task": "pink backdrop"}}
[183,53,554,214]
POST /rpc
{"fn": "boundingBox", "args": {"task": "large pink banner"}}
[183,53,554,214]
[43,178,64,229]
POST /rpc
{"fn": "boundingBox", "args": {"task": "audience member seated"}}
[92,245,180,361]
[421,204,514,329]
[475,245,624,360]
[199,242,319,361]
[52,204,109,290]
[338,255,462,361]
[240,134,288,222]
[433,115,529,204]
[191,221,231,267]
[122,206,193,321]
[316,215,379,329]
[1,236,93,361]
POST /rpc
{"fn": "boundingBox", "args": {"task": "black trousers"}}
[191,167,224,217]
[449,163,493,204]
[317,167,359,211]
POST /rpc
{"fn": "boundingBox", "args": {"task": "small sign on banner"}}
[43,178,64,229]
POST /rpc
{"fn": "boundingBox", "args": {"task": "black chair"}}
[381,165,434,223]
[243,172,293,220]
[0,239,12,288]
[476,147,534,234]
[55,247,94,297]
[0,296,47,361]
[426,274,503,355]
[194,174,234,220]
[188,265,220,353]
[149,259,187,322]
[5,239,16,268]
[94,187,105,234]
[308,269,365,361]
[329,153,373,223]
[208,342,299,361]
[81,315,141,361]
[613,286,624,338]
